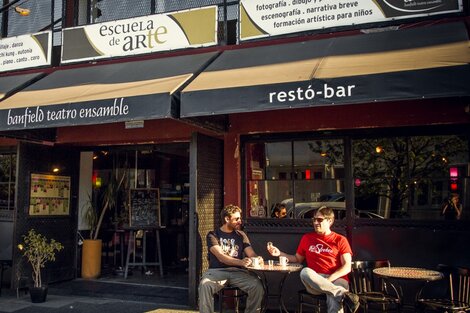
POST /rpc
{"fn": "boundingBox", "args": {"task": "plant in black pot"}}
[18,229,64,303]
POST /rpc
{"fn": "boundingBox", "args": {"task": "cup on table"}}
[279,256,289,267]
[268,260,274,269]
[251,257,261,268]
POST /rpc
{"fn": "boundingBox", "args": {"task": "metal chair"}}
[217,285,247,313]
[349,260,402,312]
[298,289,326,313]
[416,264,470,312]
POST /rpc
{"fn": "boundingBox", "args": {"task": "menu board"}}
[129,188,160,228]
[29,173,71,216]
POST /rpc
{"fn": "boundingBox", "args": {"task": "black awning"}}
[0,52,217,131]
[0,73,45,101]
[181,22,470,117]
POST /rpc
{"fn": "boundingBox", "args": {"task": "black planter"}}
[29,285,48,303]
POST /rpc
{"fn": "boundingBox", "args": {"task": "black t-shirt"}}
[206,228,251,268]
[443,200,460,220]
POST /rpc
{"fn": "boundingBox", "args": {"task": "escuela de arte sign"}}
[61,6,217,63]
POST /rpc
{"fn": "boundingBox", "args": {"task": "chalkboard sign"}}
[129,188,160,227]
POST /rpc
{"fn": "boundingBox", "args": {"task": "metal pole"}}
[223,0,227,45]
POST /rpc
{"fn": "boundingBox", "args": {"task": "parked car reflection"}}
[281,194,384,219]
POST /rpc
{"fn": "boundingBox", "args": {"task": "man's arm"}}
[441,202,449,215]
[456,204,462,219]
[267,245,305,264]
[327,252,352,282]
[243,246,258,258]
[209,245,252,267]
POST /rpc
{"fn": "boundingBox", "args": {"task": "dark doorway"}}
[88,143,190,285]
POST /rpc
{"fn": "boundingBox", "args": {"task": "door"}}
[188,132,224,308]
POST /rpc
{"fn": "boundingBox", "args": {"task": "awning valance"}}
[180,22,470,117]
[0,52,217,131]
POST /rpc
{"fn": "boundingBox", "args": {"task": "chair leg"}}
[234,289,239,313]
[218,290,224,313]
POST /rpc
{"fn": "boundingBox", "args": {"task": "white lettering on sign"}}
[240,0,462,41]
[6,98,130,129]
[61,6,218,63]
[268,83,356,103]
[79,98,129,118]
[0,31,51,73]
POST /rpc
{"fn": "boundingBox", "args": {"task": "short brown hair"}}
[220,204,242,224]
[316,206,335,223]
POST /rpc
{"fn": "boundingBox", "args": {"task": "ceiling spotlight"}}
[14,6,30,16]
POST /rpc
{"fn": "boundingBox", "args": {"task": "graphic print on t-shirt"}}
[308,243,333,254]
[220,237,240,257]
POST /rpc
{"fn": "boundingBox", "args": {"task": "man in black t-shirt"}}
[198,204,264,313]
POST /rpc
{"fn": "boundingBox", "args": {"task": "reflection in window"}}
[0,152,16,211]
[353,135,469,220]
[245,140,344,219]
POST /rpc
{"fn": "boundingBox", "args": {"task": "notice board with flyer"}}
[29,173,71,216]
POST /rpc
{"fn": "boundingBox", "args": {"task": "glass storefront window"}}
[245,139,345,219]
[353,135,469,220]
[0,153,16,211]
[245,134,469,221]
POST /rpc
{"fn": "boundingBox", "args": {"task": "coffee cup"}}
[251,257,261,268]
[279,256,289,267]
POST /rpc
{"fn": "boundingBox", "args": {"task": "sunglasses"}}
[313,217,328,223]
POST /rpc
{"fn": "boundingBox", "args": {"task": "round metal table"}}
[373,266,443,310]
[247,262,303,313]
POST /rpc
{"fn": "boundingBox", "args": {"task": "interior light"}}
[449,167,458,178]
[305,170,311,180]
[14,6,30,16]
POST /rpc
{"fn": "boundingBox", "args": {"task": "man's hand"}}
[267,245,281,256]
[241,257,253,267]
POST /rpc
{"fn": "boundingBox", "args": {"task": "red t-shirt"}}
[296,231,353,280]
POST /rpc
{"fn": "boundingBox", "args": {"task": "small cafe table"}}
[373,266,443,310]
[247,262,303,313]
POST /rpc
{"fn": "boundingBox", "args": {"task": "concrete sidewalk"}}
[0,279,196,313]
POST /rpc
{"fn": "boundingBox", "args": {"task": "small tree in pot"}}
[18,229,64,302]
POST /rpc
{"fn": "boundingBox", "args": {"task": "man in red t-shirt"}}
[268,206,359,313]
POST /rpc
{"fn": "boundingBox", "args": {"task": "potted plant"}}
[18,229,64,303]
[81,170,126,279]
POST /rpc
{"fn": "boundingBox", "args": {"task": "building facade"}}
[1,0,470,309]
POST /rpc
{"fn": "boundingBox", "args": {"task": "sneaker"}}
[344,291,360,313]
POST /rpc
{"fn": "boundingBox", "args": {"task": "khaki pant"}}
[199,267,264,313]
[300,267,349,313]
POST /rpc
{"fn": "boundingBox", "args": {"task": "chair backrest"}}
[350,260,391,294]
[437,264,470,304]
